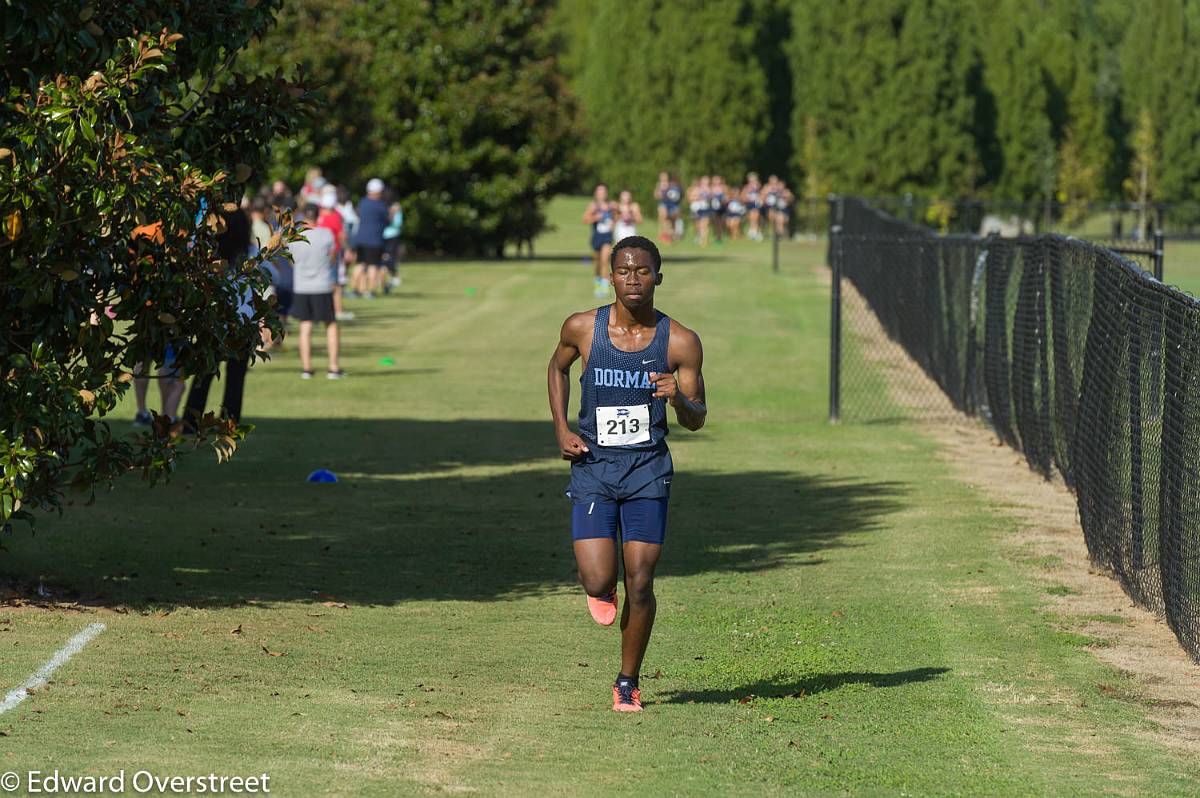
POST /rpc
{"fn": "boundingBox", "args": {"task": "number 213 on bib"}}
[596,404,650,447]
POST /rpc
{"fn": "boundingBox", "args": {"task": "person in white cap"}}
[353,178,390,297]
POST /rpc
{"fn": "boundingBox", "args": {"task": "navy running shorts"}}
[572,497,668,545]
[566,443,673,545]
[591,232,613,252]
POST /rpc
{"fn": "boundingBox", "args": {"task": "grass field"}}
[2,198,1199,795]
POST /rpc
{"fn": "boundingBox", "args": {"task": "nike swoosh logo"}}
[642,359,655,365]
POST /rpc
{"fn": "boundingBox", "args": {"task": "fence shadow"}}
[658,667,951,704]
[3,419,906,610]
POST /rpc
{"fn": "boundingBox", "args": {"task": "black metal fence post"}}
[1154,229,1165,281]
[1129,295,1145,570]
[827,195,846,422]
[829,222,843,423]
[772,219,780,273]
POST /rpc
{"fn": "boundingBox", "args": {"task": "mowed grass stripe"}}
[0,199,1196,795]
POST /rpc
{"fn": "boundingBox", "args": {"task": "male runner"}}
[547,235,707,712]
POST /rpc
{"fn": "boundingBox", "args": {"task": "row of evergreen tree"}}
[559,0,1200,208]
[245,0,581,256]
[249,1,1200,252]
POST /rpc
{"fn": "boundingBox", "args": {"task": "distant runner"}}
[582,183,616,298]
[547,235,708,712]
[614,189,643,243]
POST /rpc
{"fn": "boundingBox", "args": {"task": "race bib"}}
[596,218,613,234]
[596,404,650,447]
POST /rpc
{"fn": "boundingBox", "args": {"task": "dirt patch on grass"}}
[835,271,1200,754]
[932,422,1200,752]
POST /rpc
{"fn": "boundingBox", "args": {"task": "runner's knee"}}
[624,569,655,605]
[579,570,617,597]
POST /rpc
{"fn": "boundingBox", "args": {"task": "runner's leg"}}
[574,538,619,598]
[619,540,661,678]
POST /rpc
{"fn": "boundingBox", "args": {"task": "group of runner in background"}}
[582,171,796,297]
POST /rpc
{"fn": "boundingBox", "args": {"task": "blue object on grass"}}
[307,469,338,483]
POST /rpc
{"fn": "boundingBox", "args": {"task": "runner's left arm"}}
[651,328,706,431]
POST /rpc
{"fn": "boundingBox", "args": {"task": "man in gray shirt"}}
[289,204,346,379]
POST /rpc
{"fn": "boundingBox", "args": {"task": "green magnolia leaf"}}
[0,4,312,532]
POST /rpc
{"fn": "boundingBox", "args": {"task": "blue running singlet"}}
[590,205,614,252]
[578,304,671,450]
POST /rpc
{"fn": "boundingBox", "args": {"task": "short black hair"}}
[610,235,661,272]
[302,203,320,221]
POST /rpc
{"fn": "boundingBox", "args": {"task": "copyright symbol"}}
[0,771,19,792]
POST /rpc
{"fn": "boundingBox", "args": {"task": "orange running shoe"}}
[612,678,642,712]
[587,589,618,626]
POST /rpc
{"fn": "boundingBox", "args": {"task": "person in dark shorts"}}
[289,204,345,379]
[352,177,390,298]
[582,183,616,298]
[547,235,707,712]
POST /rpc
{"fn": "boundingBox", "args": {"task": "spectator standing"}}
[270,180,296,212]
[249,198,272,253]
[183,208,255,427]
[337,185,359,249]
[298,167,325,208]
[353,178,390,297]
[317,189,353,321]
[130,221,185,426]
[382,201,404,289]
[290,204,346,379]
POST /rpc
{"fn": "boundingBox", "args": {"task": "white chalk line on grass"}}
[0,622,106,715]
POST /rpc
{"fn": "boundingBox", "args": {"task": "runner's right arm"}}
[548,313,592,461]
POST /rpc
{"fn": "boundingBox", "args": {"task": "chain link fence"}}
[829,196,1200,663]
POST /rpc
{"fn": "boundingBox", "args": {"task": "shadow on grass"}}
[3,419,906,610]
[658,667,951,703]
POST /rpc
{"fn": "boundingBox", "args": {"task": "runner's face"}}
[611,248,660,309]
[595,186,608,202]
